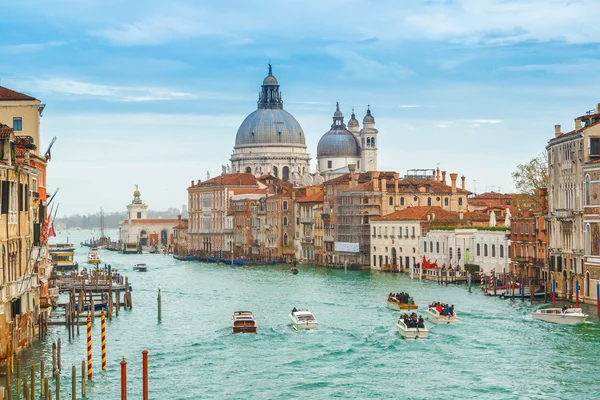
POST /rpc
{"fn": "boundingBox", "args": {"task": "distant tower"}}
[360,106,378,172]
[126,185,148,220]
[347,109,360,142]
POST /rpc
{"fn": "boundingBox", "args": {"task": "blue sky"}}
[2,0,600,215]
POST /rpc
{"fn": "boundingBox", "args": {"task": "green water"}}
[14,230,600,399]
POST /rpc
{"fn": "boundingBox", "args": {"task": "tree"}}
[511,153,548,213]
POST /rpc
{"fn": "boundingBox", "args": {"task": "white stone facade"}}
[370,220,422,270]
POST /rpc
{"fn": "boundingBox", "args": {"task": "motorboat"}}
[289,309,318,330]
[395,317,429,339]
[133,263,147,272]
[232,311,257,334]
[532,307,588,324]
[87,248,101,265]
[387,295,418,311]
[51,250,79,272]
[426,306,460,324]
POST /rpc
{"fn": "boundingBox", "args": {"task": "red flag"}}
[49,226,56,237]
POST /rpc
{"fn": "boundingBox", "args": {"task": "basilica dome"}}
[317,104,361,158]
[234,64,306,148]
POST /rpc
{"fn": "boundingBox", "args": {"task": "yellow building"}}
[0,86,44,156]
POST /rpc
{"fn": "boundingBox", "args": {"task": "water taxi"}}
[426,306,460,324]
[122,242,139,254]
[387,295,418,311]
[232,311,257,334]
[87,248,101,265]
[532,307,588,324]
[50,250,78,272]
[289,309,318,330]
[395,316,429,339]
[48,243,75,252]
[133,263,147,272]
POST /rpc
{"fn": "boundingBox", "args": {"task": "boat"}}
[50,250,79,272]
[207,257,218,263]
[291,267,298,275]
[173,255,194,261]
[220,258,232,265]
[121,242,139,254]
[532,307,588,324]
[395,316,429,339]
[387,294,418,311]
[133,263,147,272]
[232,311,257,334]
[289,309,318,330]
[426,306,460,324]
[74,302,107,312]
[48,243,75,253]
[87,248,101,265]
[149,246,160,254]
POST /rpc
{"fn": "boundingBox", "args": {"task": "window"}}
[283,233,288,246]
[327,160,332,169]
[283,201,288,210]
[245,167,252,173]
[357,161,360,169]
[427,197,432,206]
[444,198,448,206]
[371,137,375,147]
[430,241,433,253]
[458,247,461,260]
[436,242,439,253]
[586,174,591,205]
[384,227,388,236]
[283,217,288,226]
[373,255,376,266]
[449,247,453,260]
[591,137,600,156]
[477,243,480,256]
[389,197,393,206]
[484,244,488,257]
[458,197,463,206]
[282,166,290,181]
[137,212,142,219]
[373,227,376,236]
[492,245,496,257]
[367,137,371,147]
[400,197,404,206]
[13,117,22,131]
[424,242,427,252]
[500,245,504,258]
[411,227,415,237]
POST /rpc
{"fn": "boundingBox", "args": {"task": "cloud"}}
[470,119,501,124]
[501,59,600,75]
[17,78,229,102]
[0,41,65,53]
[324,47,413,80]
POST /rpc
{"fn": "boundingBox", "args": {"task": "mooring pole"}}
[142,350,148,400]
[157,287,162,322]
[120,357,127,400]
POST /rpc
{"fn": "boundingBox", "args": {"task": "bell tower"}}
[360,106,378,172]
[126,184,148,220]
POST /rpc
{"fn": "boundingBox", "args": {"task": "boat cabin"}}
[232,311,257,334]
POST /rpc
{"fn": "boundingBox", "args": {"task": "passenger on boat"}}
[562,305,569,313]
[292,307,298,313]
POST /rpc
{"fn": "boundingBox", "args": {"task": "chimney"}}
[575,118,582,130]
[178,215,182,223]
[372,172,380,191]
[191,180,194,187]
[442,171,447,185]
[436,167,440,181]
[597,102,600,113]
[450,173,458,193]
[393,173,399,193]
[292,191,296,200]
[381,177,387,192]
[461,175,466,190]
[554,125,561,138]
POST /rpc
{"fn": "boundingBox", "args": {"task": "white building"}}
[230,65,311,184]
[316,104,378,181]
[118,187,179,249]
[419,228,511,276]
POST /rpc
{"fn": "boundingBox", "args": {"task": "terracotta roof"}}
[14,147,27,157]
[325,171,399,185]
[0,86,37,101]
[472,191,513,200]
[550,120,600,142]
[462,211,490,221]
[191,173,258,188]
[0,124,13,138]
[372,206,458,221]
[173,219,189,229]
[468,199,488,207]
[295,192,324,203]
[121,219,179,225]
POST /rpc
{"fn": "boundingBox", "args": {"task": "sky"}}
[2,0,600,216]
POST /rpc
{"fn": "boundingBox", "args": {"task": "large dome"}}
[317,129,360,157]
[235,109,306,147]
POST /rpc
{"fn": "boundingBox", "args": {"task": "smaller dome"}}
[333,101,343,118]
[317,130,361,158]
[348,109,359,128]
[263,75,278,86]
[134,189,140,197]
[363,107,375,124]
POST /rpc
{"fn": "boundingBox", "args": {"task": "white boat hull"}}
[425,309,460,324]
[289,314,319,330]
[395,322,429,339]
[533,311,587,325]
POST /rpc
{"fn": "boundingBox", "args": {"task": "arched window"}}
[430,242,433,253]
[371,137,375,147]
[444,198,448,206]
[586,174,591,205]
[500,245,504,258]
[458,197,463,206]
[283,216,288,226]
[283,233,288,246]
[373,227,376,236]
[389,196,393,206]
[436,242,440,253]
[282,166,290,181]
[585,223,591,255]
[492,244,496,257]
[484,244,488,257]
[458,247,461,260]
[273,166,278,177]
[586,271,591,297]
[245,167,252,173]
[424,241,427,252]
[366,137,371,147]
[427,197,432,206]
[364,196,369,204]
[400,197,405,206]
[477,243,480,256]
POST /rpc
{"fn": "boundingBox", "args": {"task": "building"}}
[370,206,463,271]
[295,187,324,263]
[173,216,189,256]
[0,86,45,156]
[419,228,511,276]
[231,190,267,259]
[230,65,311,184]
[468,191,513,209]
[265,189,298,262]
[546,103,600,300]
[583,160,600,304]
[118,187,179,249]
[316,104,378,181]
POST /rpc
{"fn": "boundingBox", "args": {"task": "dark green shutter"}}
[1,181,8,214]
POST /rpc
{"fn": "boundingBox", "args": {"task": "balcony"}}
[324,234,334,242]
[301,237,314,245]
[301,217,313,224]
[223,228,233,234]
[32,191,40,201]
[265,224,272,230]
[0,274,39,302]
[555,209,573,221]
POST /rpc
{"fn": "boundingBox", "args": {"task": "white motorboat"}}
[426,307,460,324]
[395,317,429,339]
[87,248,101,265]
[133,263,147,272]
[532,307,588,324]
[289,309,319,330]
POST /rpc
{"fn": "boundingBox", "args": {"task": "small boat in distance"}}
[387,293,418,310]
[532,307,588,324]
[232,311,257,334]
[291,267,298,275]
[426,302,460,324]
[395,314,429,339]
[289,308,318,330]
[122,242,139,254]
[87,248,101,265]
[133,263,147,272]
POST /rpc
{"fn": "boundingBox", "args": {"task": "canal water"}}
[15,229,600,399]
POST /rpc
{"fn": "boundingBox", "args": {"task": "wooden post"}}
[55,374,60,400]
[120,357,127,400]
[157,288,162,321]
[142,351,148,400]
[71,365,76,400]
[81,360,86,397]
[6,356,11,400]
[30,364,35,400]
[86,315,92,380]
[16,358,20,396]
[116,291,120,316]
[57,337,61,372]
[40,359,45,396]
[52,342,57,376]
[23,379,29,400]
